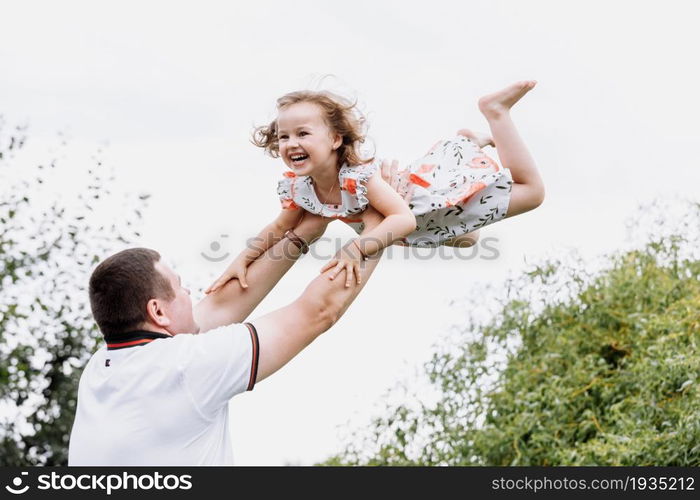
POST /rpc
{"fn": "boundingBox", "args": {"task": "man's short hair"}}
[89,248,175,336]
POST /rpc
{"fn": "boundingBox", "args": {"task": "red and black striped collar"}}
[105,330,172,351]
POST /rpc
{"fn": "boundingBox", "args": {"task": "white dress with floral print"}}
[277,136,513,247]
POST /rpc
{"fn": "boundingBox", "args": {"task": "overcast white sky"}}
[2,0,699,465]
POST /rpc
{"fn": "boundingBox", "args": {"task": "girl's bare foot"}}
[457,128,495,148]
[478,80,537,120]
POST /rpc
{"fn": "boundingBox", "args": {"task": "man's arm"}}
[194,159,410,333]
[250,222,383,383]
[194,214,328,333]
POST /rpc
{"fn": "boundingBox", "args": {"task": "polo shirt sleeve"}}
[177,322,259,420]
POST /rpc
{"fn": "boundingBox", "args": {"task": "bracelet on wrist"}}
[284,229,309,254]
[352,239,368,261]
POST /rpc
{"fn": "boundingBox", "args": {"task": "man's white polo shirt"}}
[68,323,259,466]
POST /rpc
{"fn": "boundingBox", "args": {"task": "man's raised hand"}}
[380,159,414,204]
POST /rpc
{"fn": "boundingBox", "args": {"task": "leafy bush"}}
[0,119,147,465]
[325,202,700,466]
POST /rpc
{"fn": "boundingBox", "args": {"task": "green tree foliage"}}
[326,203,700,466]
[0,118,147,465]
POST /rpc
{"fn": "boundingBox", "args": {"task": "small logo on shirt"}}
[105,359,111,367]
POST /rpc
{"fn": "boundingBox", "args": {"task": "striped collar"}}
[104,330,172,351]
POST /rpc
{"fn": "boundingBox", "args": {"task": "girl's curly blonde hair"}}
[252,90,374,167]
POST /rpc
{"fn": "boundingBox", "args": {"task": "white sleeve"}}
[177,322,259,419]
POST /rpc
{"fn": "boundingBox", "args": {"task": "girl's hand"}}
[205,259,250,294]
[320,242,365,288]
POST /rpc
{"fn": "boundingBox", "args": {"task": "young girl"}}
[206,81,544,292]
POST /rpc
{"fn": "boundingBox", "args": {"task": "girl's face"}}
[277,102,342,177]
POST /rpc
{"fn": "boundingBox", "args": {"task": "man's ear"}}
[146,298,171,327]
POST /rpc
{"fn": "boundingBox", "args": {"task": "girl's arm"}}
[240,208,304,264]
[356,171,416,256]
[195,214,329,332]
[321,172,416,287]
[206,208,304,293]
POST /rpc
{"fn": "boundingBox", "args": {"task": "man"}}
[68,212,382,465]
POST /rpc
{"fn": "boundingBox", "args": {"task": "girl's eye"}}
[299,131,309,136]
[279,135,288,140]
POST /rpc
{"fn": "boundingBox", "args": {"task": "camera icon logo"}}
[5,472,29,494]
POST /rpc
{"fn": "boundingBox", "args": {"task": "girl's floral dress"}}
[277,135,512,247]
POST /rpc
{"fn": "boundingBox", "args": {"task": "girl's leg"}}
[457,128,494,149]
[444,229,480,248]
[478,81,544,218]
